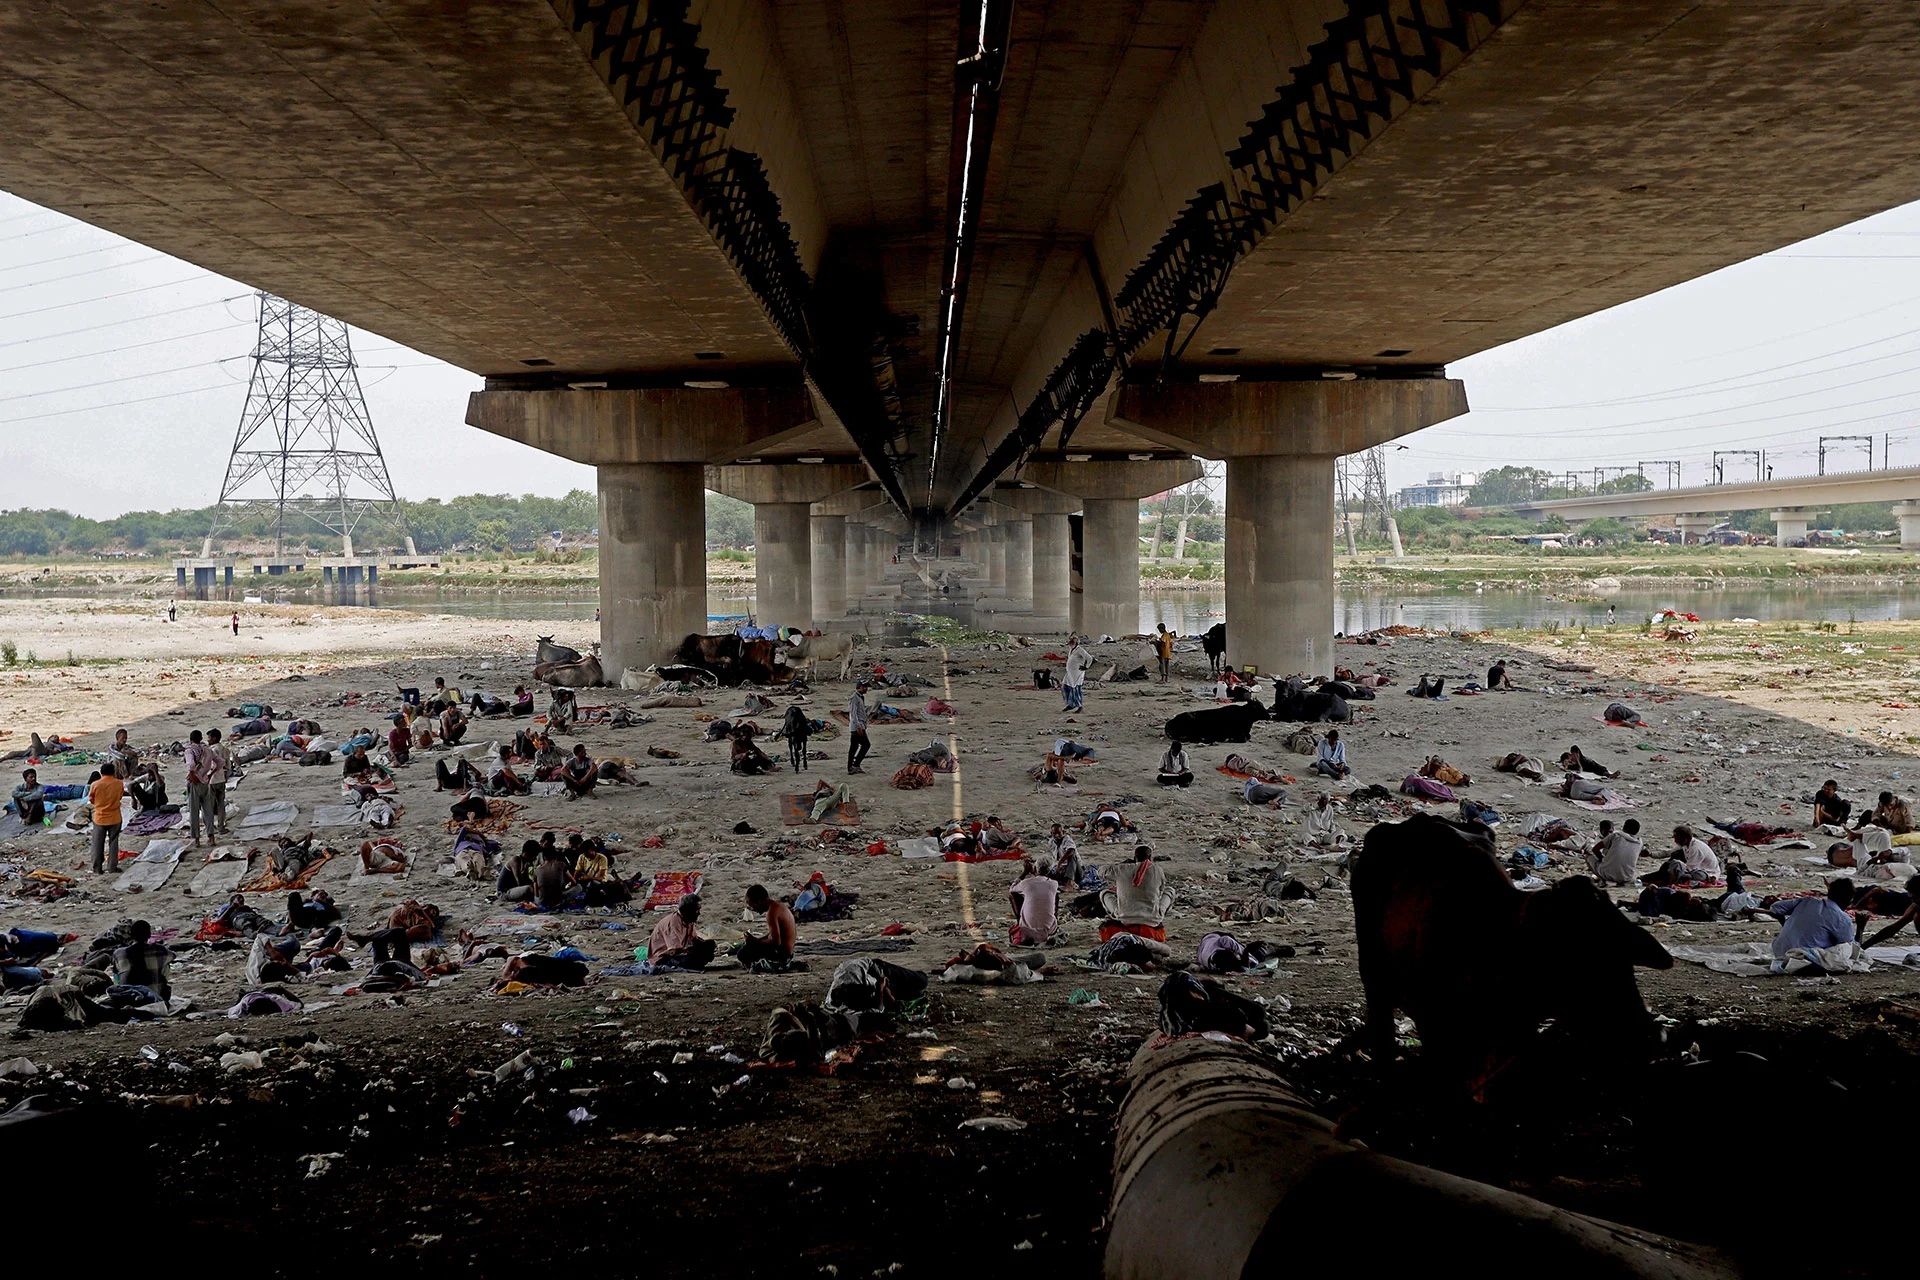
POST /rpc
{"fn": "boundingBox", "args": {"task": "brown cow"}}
[1352,812,1671,1098]
[673,634,780,686]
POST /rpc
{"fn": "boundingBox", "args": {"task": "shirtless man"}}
[737,883,798,967]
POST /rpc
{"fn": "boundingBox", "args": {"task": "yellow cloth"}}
[1891,831,1920,847]
[88,776,123,826]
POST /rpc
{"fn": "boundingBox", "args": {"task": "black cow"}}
[673,634,780,687]
[1269,689,1349,723]
[1323,679,1374,702]
[1202,623,1227,677]
[1165,699,1268,745]
[1352,813,1672,1098]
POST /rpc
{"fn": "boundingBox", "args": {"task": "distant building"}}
[1395,471,1477,509]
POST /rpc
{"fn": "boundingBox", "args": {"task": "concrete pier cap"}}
[1109,378,1468,678]
[464,385,826,679]
[1770,507,1817,549]
[1895,501,1920,551]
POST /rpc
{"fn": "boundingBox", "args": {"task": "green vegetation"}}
[0,639,14,666]
[912,614,1011,647]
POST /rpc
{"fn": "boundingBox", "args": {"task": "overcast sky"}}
[6,186,1920,518]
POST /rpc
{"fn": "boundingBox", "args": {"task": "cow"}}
[536,635,583,666]
[1201,623,1227,677]
[1165,700,1269,745]
[1351,812,1672,1099]
[1270,687,1350,723]
[1322,679,1374,702]
[780,632,861,681]
[673,633,780,686]
[533,654,605,688]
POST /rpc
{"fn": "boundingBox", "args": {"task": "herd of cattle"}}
[529,631,861,689]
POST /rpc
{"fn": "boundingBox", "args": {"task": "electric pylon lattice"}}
[209,291,405,556]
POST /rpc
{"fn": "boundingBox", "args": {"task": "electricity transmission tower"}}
[1336,446,1402,555]
[208,292,407,557]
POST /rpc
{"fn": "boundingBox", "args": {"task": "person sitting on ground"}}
[439,703,469,747]
[1090,804,1135,842]
[1585,817,1644,885]
[1859,874,1920,949]
[1814,779,1852,828]
[1054,738,1097,761]
[128,761,169,812]
[1312,729,1350,780]
[287,890,341,928]
[342,743,374,780]
[531,731,564,780]
[561,744,599,799]
[1100,844,1173,931]
[510,685,534,717]
[1008,860,1062,946]
[355,899,440,965]
[533,846,575,908]
[1157,741,1193,788]
[1047,825,1083,888]
[1486,660,1515,691]
[9,769,46,825]
[357,838,407,876]
[1644,824,1721,886]
[572,840,611,883]
[1560,744,1615,778]
[1307,793,1344,846]
[490,746,531,796]
[109,919,172,1005]
[496,842,538,903]
[106,728,140,778]
[650,894,716,970]
[1857,790,1913,836]
[1770,878,1857,968]
[781,704,812,776]
[436,755,480,793]
[729,726,776,776]
[978,815,1018,852]
[548,688,578,735]
[736,883,798,968]
[386,716,412,767]
[428,678,461,711]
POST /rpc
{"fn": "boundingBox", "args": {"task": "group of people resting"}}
[495,833,628,908]
[1001,839,1175,945]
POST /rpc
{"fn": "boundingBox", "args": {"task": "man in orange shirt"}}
[88,762,124,874]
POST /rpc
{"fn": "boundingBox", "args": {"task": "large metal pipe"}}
[1106,1037,1737,1280]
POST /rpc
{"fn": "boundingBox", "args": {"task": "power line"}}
[0,253,168,296]
[0,381,235,427]
[0,358,227,405]
[0,276,228,323]
[0,319,250,375]
[0,243,143,275]
[0,294,248,351]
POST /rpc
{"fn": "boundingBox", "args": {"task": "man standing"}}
[205,728,232,837]
[167,599,177,623]
[846,679,872,774]
[88,762,124,874]
[1061,636,1092,713]
[183,729,215,847]
[230,611,240,636]
[1154,624,1175,683]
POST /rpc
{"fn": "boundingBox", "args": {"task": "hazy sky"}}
[6,186,1920,518]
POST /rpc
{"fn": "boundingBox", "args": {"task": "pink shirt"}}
[650,913,699,957]
[1011,874,1059,939]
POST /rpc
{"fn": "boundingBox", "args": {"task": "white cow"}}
[780,632,861,681]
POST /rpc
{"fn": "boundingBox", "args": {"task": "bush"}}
[0,639,13,666]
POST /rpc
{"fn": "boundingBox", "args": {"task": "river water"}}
[99,581,1920,631]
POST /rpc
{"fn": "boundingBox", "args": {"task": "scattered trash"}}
[500,1022,522,1036]
[946,1076,974,1090]
[220,1051,265,1073]
[567,1106,595,1124]
[303,1151,344,1178]
[959,1116,1026,1132]
[493,1051,534,1082]
[0,1058,40,1078]
[1068,989,1106,1007]
[672,1052,695,1064]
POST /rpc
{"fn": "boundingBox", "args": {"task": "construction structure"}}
[179,292,434,592]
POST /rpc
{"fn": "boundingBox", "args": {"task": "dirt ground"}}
[2,598,1918,1275]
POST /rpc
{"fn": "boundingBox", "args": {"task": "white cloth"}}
[1680,837,1721,880]
[1587,831,1643,883]
[1062,648,1092,689]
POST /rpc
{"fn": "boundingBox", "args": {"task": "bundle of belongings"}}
[907,739,956,773]
[940,942,1044,984]
[1399,773,1455,802]
[892,762,935,790]
[1217,870,1312,922]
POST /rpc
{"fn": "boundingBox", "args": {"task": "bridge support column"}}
[705,464,869,632]
[465,386,823,677]
[1675,514,1716,545]
[810,514,847,622]
[1031,514,1071,626]
[843,522,869,605]
[1024,460,1201,641]
[1771,508,1814,549]
[1894,502,1920,550]
[598,462,708,680]
[988,520,1008,597]
[1106,378,1468,678]
[1005,515,1033,608]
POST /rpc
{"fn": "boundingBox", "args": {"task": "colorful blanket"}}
[780,793,862,826]
[241,849,335,893]
[443,799,522,836]
[643,871,705,912]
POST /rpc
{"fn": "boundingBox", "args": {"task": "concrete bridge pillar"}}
[1675,514,1716,545]
[706,463,870,631]
[997,488,1080,630]
[1107,378,1468,678]
[1771,508,1814,549]
[1894,502,1920,550]
[1004,514,1034,607]
[465,386,823,678]
[1026,459,1203,641]
[843,521,869,604]
[988,520,1008,596]
[810,513,847,621]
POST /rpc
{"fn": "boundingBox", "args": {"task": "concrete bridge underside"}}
[6,1,1920,671]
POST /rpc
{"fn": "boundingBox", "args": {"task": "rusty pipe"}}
[1106,1036,1738,1280]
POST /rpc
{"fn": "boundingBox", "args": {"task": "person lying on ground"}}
[1008,861,1062,946]
[650,894,716,970]
[269,833,321,881]
[449,787,490,823]
[469,690,510,717]
[533,847,574,908]
[1560,745,1615,777]
[1770,878,1857,967]
[1829,823,1897,868]
[439,704,469,746]
[287,890,341,928]
[11,769,46,825]
[1486,660,1515,691]
[110,919,171,1005]
[357,839,407,875]
[729,727,776,776]
[980,816,1018,851]
[387,716,412,767]
[736,883,798,968]
[596,758,640,786]
[0,929,52,990]
[1641,824,1721,886]
[490,746,531,796]
[1048,825,1082,887]
[1311,729,1350,780]
[1859,874,1920,949]
[561,744,599,798]
[1157,742,1193,788]
[510,686,534,717]
[1856,790,1913,835]
[496,842,538,903]
[1089,804,1138,842]
[1814,779,1852,828]
[938,821,977,856]
[1585,817,1644,885]
[1244,776,1286,807]
[496,951,588,989]
[1100,844,1173,930]
[436,755,481,793]
[1033,752,1076,785]
[1054,738,1096,761]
